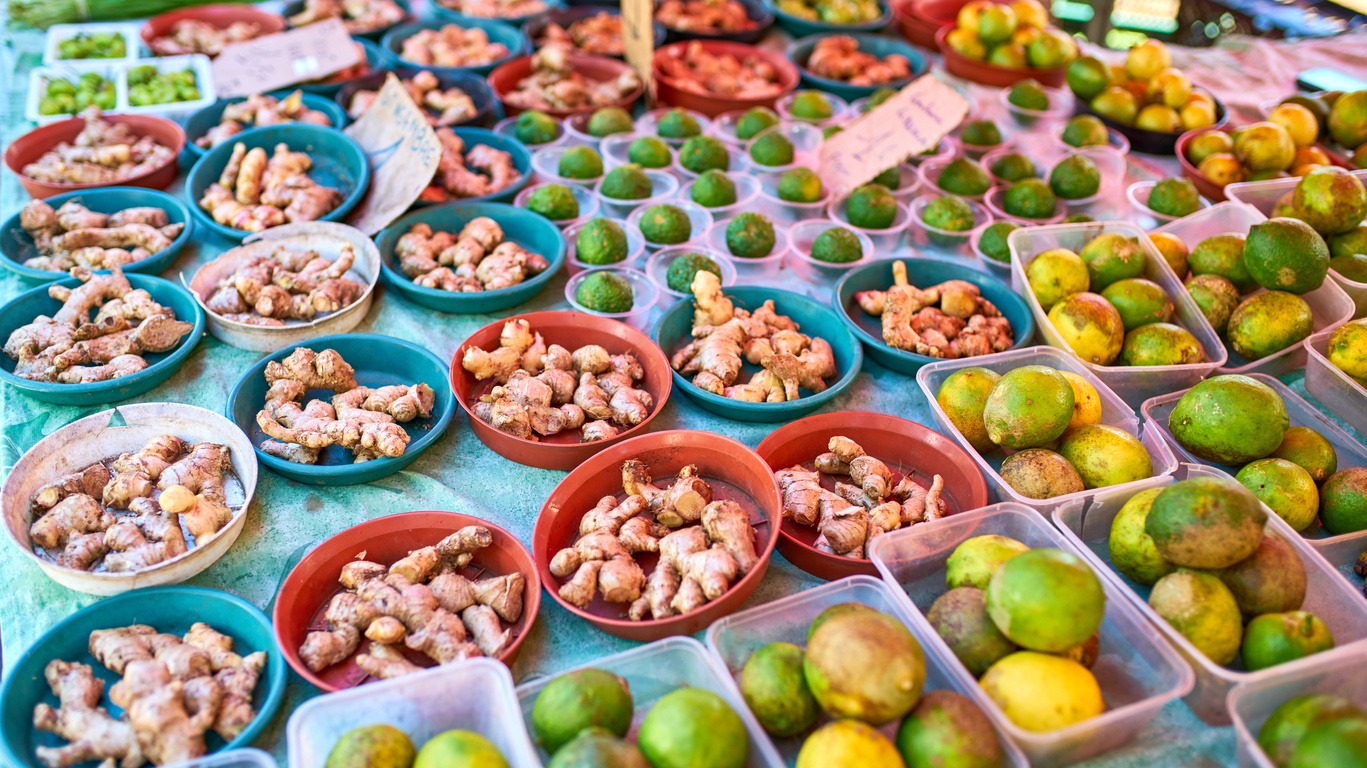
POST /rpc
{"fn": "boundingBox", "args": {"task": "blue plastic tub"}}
[429,0,564,27]
[376,201,565,313]
[380,19,528,78]
[659,0,773,43]
[766,0,890,39]
[0,273,204,405]
[523,6,666,53]
[410,126,533,208]
[227,333,455,485]
[185,123,371,243]
[181,91,350,163]
[0,187,193,282]
[787,32,924,101]
[833,257,1036,374]
[654,286,863,422]
[0,586,286,768]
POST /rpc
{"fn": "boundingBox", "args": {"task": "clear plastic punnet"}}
[869,504,1194,767]
[187,749,277,768]
[1229,645,1367,768]
[1052,463,1367,725]
[1304,328,1367,439]
[705,575,1028,767]
[1007,221,1226,405]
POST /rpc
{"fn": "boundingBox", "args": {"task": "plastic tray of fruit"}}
[1051,463,1367,725]
[187,749,277,768]
[42,22,141,66]
[1153,201,1358,376]
[1006,221,1226,406]
[915,345,1179,514]
[1228,645,1367,768]
[25,54,216,124]
[1139,372,1367,551]
[1224,169,1367,316]
[286,659,540,768]
[516,636,785,767]
[1304,326,1367,440]
[868,503,1194,767]
[705,575,1028,767]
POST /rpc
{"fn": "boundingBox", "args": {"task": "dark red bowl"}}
[450,310,672,471]
[1177,124,1346,202]
[5,115,186,199]
[934,26,1065,89]
[533,430,782,642]
[141,4,287,56]
[273,511,540,693]
[892,0,963,49]
[754,411,988,581]
[489,53,644,119]
[652,40,799,117]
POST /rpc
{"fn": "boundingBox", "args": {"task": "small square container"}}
[1151,198,1265,244]
[1007,221,1227,405]
[825,194,910,253]
[705,575,1028,767]
[43,23,141,66]
[564,267,660,331]
[564,218,647,275]
[635,107,714,147]
[514,181,601,229]
[119,54,217,121]
[26,62,122,125]
[740,122,823,175]
[492,115,568,150]
[869,504,1194,767]
[915,345,1179,513]
[1138,372,1367,550]
[775,90,849,128]
[755,171,833,226]
[516,636,785,767]
[531,145,605,187]
[787,219,873,289]
[1229,646,1367,768]
[678,173,761,220]
[1126,180,1211,230]
[600,133,676,173]
[189,749,277,768]
[1051,463,1367,726]
[984,185,1066,225]
[705,217,790,281]
[287,659,539,768]
[917,156,991,202]
[625,201,714,252]
[646,245,737,308]
[907,193,992,256]
[998,83,1074,127]
[593,169,680,219]
[1305,328,1367,438]
[1225,171,1367,317]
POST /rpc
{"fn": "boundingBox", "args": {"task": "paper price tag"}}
[818,75,971,197]
[621,0,656,98]
[211,19,360,98]
[343,76,444,236]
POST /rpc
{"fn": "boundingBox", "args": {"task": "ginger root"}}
[856,261,1014,359]
[204,240,367,324]
[198,141,343,233]
[396,216,547,293]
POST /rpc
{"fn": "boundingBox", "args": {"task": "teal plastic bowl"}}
[227,333,455,485]
[787,32,925,101]
[376,202,565,313]
[185,123,371,243]
[380,19,528,77]
[767,0,891,39]
[410,127,533,208]
[335,67,496,128]
[833,258,1036,374]
[295,37,387,97]
[430,0,564,27]
[283,0,411,39]
[0,187,192,283]
[0,586,286,768]
[181,91,351,163]
[654,286,862,422]
[0,274,204,405]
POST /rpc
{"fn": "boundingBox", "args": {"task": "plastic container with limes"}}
[1138,372,1367,552]
[1051,462,1367,725]
[915,345,1179,514]
[515,636,785,766]
[868,503,1194,766]
[1007,220,1227,406]
[705,575,1028,766]
[286,659,540,767]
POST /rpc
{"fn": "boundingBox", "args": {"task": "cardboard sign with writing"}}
[212,19,361,98]
[621,0,656,97]
[818,75,971,197]
[343,75,443,236]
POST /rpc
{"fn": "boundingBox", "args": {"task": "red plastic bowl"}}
[934,26,1066,89]
[5,114,186,199]
[141,4,287,56]
[893,0,964,49]
[1176,125,1347,203]
[652,41,799,117]
[489,53,644,119]
[450,310,672,471]
[754,411,988,580]
[533,430,782,642]
[273,511,540,692]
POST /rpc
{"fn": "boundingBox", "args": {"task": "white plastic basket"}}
[42,23,141,67]
[25,54,216,125]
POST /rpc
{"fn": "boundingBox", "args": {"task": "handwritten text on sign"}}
[818,75,971,197]
[344,75,443,236]
[211,19,361,98]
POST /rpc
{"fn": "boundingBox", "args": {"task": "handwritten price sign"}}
[211,19,360,98]
[344,75,443,235]
[818,75,971,197]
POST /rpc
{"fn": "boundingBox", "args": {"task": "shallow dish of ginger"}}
[1,403,258,595]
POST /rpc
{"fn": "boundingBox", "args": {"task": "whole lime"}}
[690,169,738,208]
[1026,247,1089,309]
[587,106,633,138]
[1050,154,1102,200]
[1226,290,1314,361]
[558,146,605,179]
[982,364,1075,449]
[1108,487,1175,585]
[628,136,673,169]
[809,226,863,263]
[1058,424,1153,489]
[945,534,1030,590]
[895,690,1005,768]
[1004,178,1058,220]
[1236,458,1320,531]
[1062,115,1109,147]
[977,221,1020,263]
[1259,694,1367,767]
[796,721,902,768]
[937,158,992,197]
[326,724,416,768]
[986,547,1106,652]
[845,184,899,229]
[1242,611,1335,671]
[989,152,1038,182]
[960,119,1003,147]
[1243,217,1331,294]
[656,108,702,139]
[515,109,559,144]
[749,132,795,167]
[1168,374,1289,465]
[531,668,634,753]
[599,164,653,200]
[1078,232,1146,291]
[936,366,1002,453]
[638,688,748,768]
[679,135,730,173]
[414,731,509,768]
[1185,273,1240,333]
[725,212,777,259]
[1321,467,1367,535]
[1271,426,1339,484]
[1147,177,1201,218]
[665,252,721,293]
[789,90,834,120]
[736,107,779,140]
[777,167,823,202]
[739,642,819,737]
[921,195,975,232]
[637,204,692,245]
[527,183,580,221]
[1189,233,1254,292]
